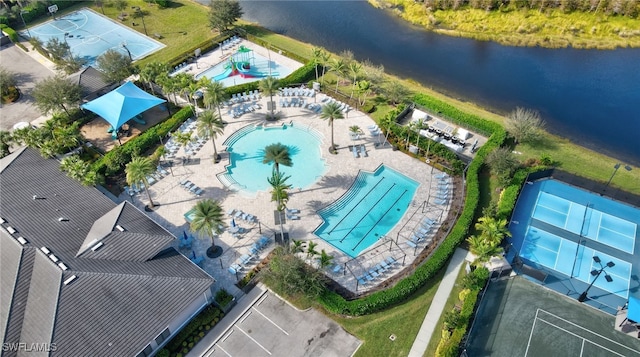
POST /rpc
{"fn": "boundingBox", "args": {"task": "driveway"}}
[0,43,55,131]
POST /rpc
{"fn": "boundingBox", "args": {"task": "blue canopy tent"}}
[81,81,166,132]
[628,296,640,323]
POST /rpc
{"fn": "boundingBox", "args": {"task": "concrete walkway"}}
[408,248,470,357]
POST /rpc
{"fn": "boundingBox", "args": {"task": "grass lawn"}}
[424,264,467,357]
[86,0,215,66]
[374,0,640,49]
[328,268,445,357]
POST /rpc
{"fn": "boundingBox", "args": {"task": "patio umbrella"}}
[183,231,189,241]
[231,219,236,228]
[628,296,640,322]
[191,250,196,259]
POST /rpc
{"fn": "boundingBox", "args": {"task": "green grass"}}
[328,268,445,357]
[86,0,214,66]
[376,0,640,49]
[424,264,467,357]
[241,24,315,62]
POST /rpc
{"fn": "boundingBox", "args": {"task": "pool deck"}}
[116,88,453,298]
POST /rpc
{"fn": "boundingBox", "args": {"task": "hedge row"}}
[159,304,224,357]
[497,168,529,220]
[91,106,192,176]
[0,24,18,43]
[224,61,316,95]
[317,99,507,316]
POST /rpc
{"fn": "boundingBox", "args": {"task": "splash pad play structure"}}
[208,46,280,82]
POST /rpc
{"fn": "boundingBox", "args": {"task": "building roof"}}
[0,148,214,356]
[68,66,111,98]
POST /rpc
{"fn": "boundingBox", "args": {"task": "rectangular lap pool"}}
[314,165,418,258]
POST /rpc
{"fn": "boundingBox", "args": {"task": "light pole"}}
[606,163,632,188]
[132,6,147,36]
[121,42,133,61]
[20,10,30,38]
[63,32,72,59]
[578,256,614,302]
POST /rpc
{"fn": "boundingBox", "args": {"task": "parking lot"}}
[199,290,361,357]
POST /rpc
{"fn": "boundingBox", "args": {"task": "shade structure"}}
[81,81,166,131]
[628,296,640,322]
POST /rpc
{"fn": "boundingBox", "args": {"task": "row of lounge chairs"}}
[230,90,260,104]
[221,35,242,51]
[351,144,368,158]
[249,236,271,255]
[229,102,260,118]
[286,208,300,220]
[321,97,351,114]
[179,179,204,196]
[279,87,315,98]
[407,217,436,249]
[367,124,382,136]
[434,173,450,205]
[279,97,307,108]
[228,208,258,223]
[357,256,398,286]
[124,165,170,196]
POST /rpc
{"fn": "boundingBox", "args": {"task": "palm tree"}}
[311,47,323,82]
[267,170,292,211]
[259,76,280,119]
[306,241,319,260]
[475,216,512,246]
[173,131,194,162]
[139,61,167,95]
[349,125,362,141]
[190,199,226,258]
[196,110,225,163]
[467,234,503,267]
[330,58,346,92]
[262,143,292,175]
[320,50,331,86]
[0,131,14,158]
[125,156,156,209]
[201,78,228,118]
[348,61,362,89]
[320,102,345,153]
[356,80,371,106]
[60,154,102,186]
[291,240,305,254]
[318,249,334,269]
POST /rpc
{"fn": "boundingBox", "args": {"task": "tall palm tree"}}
[267,170,292,211]
[196,110,225,163]
[262,143,292,175]
[318,249,334,269]
[291,240,305,254]
[475,216,511,246]
[320,50,331,86]
[190,199,226,258]
[320,102,345,153]
[139,61,169,95]
[311,47,323,82]
[348,61,362,89]
[201,78,228,118]
[467,234,503,267]
[259,76,280,119]
[330,58,346,92]
[306,241,319,260]
[125,156,156,208]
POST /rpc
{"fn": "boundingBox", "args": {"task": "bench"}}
[153,33,163,39]
[117,14,126,21]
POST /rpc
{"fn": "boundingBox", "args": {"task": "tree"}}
[383,80,411,105]
[475,216,511,246]
[485,147,520,185]
[260,247,326,299]
[267,170,292,212]
[330,58,346,92]
[32,75,81,116]
[0,66,17,97]
[196,110,225,163]
[173,131,194,162]
[311,47,323,82]
[258,76,279,119]
[505,107,546,144]
[349,125,363,140]
[306,241,319,260]
[96,49,134,84]
[466,234,503,266]
[320,102,345,153]
[208,0,243,33]
[348,61,362,88]
[290,240,305,254]
[201,78,228,118]
[114,0,128,14]
[125,156,156,208]
[156,73,180,104]
[138,61,169,95]
[45,37,71,63]
[356,80,371,106]
[60,154,102,186]
[190,199,226,258]
[318,249,334,269]
[319,50,331,86]
[0,131,14,158]
[262,142,292,175]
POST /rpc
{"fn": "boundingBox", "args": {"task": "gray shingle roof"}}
[0,149,214,356]
[69,66,111,98]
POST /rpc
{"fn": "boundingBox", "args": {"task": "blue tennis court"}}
[510,178,640,310]
[26,8,163,65]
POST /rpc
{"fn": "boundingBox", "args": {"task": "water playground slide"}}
[235,61,277,78]
[213,67,234,81]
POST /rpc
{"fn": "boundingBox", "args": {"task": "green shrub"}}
[0,25,18,43]
[214,288,234,307]
[164,304,224,354]
[155,349,170,357]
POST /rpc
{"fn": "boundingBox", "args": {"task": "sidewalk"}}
[408,248,471,357]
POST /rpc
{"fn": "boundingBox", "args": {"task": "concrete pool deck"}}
[116,89,454,298]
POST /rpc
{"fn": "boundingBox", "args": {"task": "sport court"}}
[26,8,163,65]
[465,277,640,357]
[509,178,640,313]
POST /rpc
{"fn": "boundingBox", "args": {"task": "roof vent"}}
[0,217,5,224]
[6,226,16,234]
[40,247,51,254]
[63,275,77,285]
[49,254,59,263]
[32,195,45,200]
[17,236,28,245]
[115,225,125,232]
[58,262,68,271]
[91,242,104,251]
[58,217,69,222]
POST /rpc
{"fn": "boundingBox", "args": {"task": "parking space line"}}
[221,329,234,343]
[214,344,232,357]
[251,307,290,336]
[236,326,272,355]
[256,294,268,306]
[239,311,252,324]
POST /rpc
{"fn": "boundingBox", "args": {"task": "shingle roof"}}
[0,149,214,356]
[68,66,111,98]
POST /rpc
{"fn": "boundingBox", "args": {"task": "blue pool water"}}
[195,51,293,87]
[511,179,640,301]
[314,165,419,258]
[26,8,163,66]
[219,124,326,194]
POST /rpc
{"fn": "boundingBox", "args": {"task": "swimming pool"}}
[26,8,163,66]
[511,179,639,301]
[195,51,292,87]
[314,165,419,258]
[218,124,326,194]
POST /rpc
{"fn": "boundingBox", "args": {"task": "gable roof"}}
[0,148,214,356]
[68,66,111,98]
